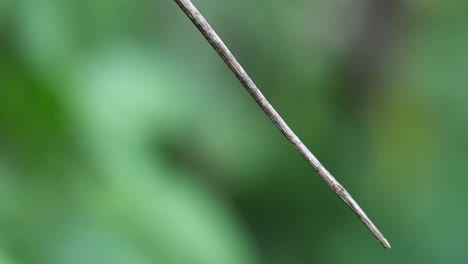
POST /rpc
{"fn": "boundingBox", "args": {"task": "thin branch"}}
[173,0,390,249]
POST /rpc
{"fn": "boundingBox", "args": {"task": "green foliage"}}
[1,0,468,263]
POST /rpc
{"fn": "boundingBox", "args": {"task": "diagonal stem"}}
[173,0,390,249]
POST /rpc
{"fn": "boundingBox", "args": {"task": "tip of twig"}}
[382,239,391,249]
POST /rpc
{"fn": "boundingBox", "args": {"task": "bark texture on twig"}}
[173,0,390,249]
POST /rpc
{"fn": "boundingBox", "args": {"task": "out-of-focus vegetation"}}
[1,0,468,263]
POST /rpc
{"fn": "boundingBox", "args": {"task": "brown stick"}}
[173,0,390,249]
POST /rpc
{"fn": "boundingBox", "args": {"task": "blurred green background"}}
[1,0,468,263]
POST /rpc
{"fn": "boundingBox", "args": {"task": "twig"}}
[173,0,391,249]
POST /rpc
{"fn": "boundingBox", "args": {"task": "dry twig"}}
[173,0,390,249]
